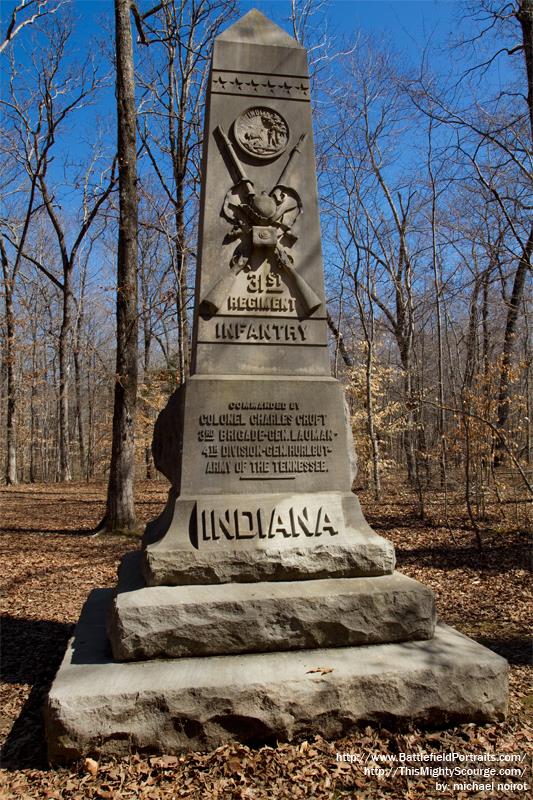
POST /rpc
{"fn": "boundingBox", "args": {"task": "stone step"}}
[108,553,436,660]
[46,588,508,762]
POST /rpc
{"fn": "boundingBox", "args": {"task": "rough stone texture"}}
[108,554,435,660]
[143,491,395,586]
[46,589,509,763]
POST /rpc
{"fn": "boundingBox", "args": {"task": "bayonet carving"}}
[200,126,321,317]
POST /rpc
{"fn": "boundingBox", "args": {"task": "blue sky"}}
[1,0,516,267]
[2,1,465,64]
[3,1,511,117]
[1,1,477,151]
[0,1,466,164]
[250,0,461,49]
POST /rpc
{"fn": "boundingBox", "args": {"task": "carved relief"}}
[234,107,289,159]
[200,125,321,318]
[212,71,310,101]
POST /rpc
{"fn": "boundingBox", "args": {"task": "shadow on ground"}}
[473,635,532,666]
[0,528,99,537]
[1,616,72,769]
[395,538,532,573]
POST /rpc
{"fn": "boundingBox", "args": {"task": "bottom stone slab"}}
[45,589,508,762]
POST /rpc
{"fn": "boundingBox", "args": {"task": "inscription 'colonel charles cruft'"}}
[46,10,508,762]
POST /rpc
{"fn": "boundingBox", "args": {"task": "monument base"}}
[108,553,435,660]
[45,589,508,763]
[142,492,396,586]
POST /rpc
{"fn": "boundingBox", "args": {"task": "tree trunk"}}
[167,35,190,383]
[101,0,139,533]
[495,222,533,464]
[73,340,86,478]
[518,0,533,136]
[428,121,447,489]
[58,272,73,481]
[398,336,416,484]
[143,316,153,480]
[365,336,381,501]
[326,311,354,368]
[1,238,17,485]
[28,313,38,483]
[87,352,96,480]
[3,284,17,485]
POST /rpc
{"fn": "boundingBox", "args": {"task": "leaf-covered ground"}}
[0,480,531,799]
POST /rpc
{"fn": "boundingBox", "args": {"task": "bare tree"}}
[409,0,533,466]
[0,142,42,483]
[2,20,116,481]
[136,0,235,382]
[0,0,64,54]
[325,44,426,487]
[97,0,142,533]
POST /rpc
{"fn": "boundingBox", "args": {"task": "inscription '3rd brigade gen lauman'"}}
[200,110,322,317]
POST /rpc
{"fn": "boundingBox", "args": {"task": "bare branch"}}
[1,0,66,55]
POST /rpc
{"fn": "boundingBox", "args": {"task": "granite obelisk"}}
[139,7,397,587]
[45,11,508,761]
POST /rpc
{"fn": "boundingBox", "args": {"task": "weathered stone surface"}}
[192,10,329,377]
[152,376,356,495]
[143,492,395,585]
[108,554,435,660]
[46,589,508,762]
[142,11,392,586]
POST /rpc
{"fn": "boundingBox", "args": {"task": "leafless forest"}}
[1,0,532,537]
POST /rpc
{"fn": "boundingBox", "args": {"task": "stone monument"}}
[45,10,508,761]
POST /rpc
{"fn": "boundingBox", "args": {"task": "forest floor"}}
[0,479,531,799]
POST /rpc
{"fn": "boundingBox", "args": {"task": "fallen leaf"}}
[84,757,99,777]
[306,666,334,675]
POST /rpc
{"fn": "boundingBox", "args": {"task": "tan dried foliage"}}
[0,480,531,799]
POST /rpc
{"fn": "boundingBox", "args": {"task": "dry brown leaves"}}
[0,480,531,799]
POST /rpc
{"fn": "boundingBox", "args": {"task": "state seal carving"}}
[233,107,289,159]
